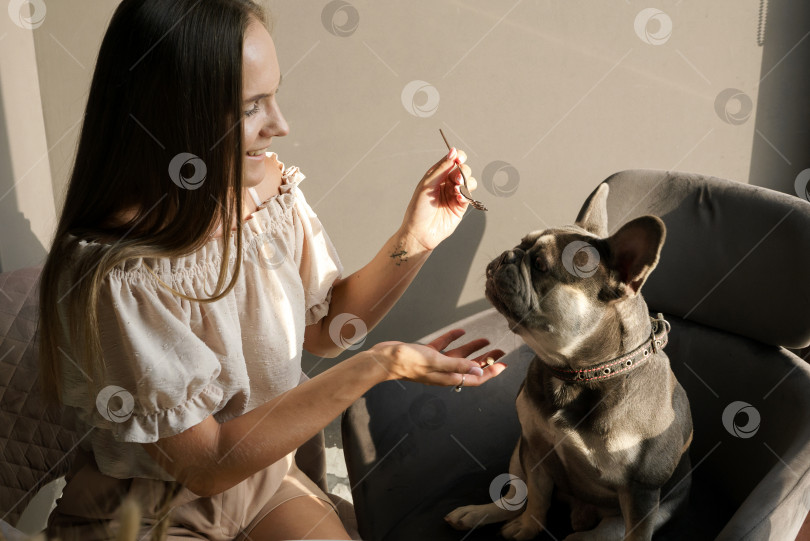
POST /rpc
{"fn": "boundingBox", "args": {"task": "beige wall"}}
[0,1,792,331]
[0,2,56,272]
[2,1,119,272]
[264,0,769,348]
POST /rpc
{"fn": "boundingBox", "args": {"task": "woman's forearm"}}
[179,351,388,496]
[308,228,432,355]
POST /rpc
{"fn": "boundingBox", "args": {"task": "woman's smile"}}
[246,147,270,160]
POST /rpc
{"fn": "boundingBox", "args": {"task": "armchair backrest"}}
[0,266,82,527]
[580,169,810,350]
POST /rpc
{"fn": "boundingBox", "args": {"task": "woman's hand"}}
[399,148,477,252]
[367,328,507,388]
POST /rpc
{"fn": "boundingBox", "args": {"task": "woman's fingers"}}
[426,148,467,178]
[424,149,469,184]
[451,164,472,183]
[470,349,507,369]
[464,362,508,386]
[426,328,466,352]
[429,362,508,388]
[380,339,507,387]
[440,349,508,385]
[427,334,504,364]
[449,164,477,202]
[465,175,477,192]
[445,354,503,379]
[443,337,491,358]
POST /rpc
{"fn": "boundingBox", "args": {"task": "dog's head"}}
[485,184,666,366]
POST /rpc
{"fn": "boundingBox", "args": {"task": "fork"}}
[439,129,488,211]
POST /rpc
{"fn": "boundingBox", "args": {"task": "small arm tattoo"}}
[390,241,409,266]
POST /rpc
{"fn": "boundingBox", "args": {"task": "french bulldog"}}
[445,184,693,540]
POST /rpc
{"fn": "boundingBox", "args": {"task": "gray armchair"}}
[342,170,810,540]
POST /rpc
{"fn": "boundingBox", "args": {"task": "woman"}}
[38,1,506,539]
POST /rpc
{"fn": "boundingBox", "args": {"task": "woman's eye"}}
[245,102,260,117]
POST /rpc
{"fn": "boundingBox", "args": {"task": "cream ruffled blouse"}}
[57,153,343,481]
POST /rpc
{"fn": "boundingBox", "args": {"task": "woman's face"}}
[241,19,288,188]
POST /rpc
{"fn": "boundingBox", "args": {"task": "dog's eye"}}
[534,256,549,273]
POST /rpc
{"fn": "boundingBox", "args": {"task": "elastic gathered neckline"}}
[66,152,306,277]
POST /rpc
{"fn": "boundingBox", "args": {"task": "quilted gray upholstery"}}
[589,169,810,350]
[0,266,83,527]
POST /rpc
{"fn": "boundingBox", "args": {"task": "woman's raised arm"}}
[303,149,476,357]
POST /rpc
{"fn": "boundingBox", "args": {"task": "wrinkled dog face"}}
[485,183,666,366]
[485,226,609,363]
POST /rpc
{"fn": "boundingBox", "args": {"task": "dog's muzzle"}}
[486,249,533,321]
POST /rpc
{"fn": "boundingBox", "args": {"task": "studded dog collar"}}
[545,314,671,384]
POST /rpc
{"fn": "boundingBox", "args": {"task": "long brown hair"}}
[38,0,269,404]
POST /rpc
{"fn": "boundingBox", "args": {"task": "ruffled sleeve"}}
[287,171,344,326]
[87,269,224,444]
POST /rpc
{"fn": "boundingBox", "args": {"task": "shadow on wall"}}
[749,0,810,197]
[0,72,48,274]
[302,208,491,376]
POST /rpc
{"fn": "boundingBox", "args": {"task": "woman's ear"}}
[605,215,666,297]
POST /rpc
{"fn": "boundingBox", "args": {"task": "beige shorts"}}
[46,449,338,541]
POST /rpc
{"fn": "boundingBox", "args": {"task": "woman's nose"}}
[261,101,289,137]
[273,110,290,137]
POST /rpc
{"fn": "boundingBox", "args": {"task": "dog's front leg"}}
[618,484,660,541]
[445,440,526,530]
[500,443,554,540]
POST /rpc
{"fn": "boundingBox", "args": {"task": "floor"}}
[304,353,353,503]
[324,416,352,503]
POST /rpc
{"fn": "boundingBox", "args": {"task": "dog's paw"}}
[444,504,492,531]
[500,514,543,540]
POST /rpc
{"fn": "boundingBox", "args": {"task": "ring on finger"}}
[453,373,466,392]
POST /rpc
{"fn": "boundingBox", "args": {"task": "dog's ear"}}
[605,215,666,297]
[575,183,609,237]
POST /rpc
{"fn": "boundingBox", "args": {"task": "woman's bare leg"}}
[244,495,350,540]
